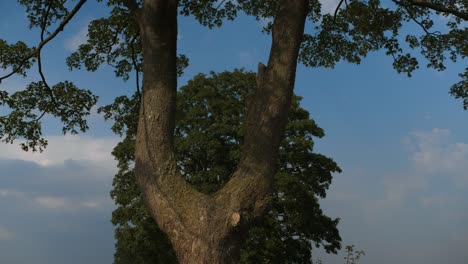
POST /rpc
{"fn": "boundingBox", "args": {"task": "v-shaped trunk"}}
[133,0,309,263]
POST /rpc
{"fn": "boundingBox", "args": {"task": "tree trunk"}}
[132,0,308,263]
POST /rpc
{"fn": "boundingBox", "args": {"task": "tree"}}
[108,70,341,263]
[0,0,466,263]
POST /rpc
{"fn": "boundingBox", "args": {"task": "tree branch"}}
[0,0,88,83]
[393,0,442,36]
[216,0,227,10]
[134,0,208,254]
[216,0,309,225]
[333,0,346,22]
[407,0,468,20]
[38,0,61,111]
[33,109,47,124]
[129,36,141,99]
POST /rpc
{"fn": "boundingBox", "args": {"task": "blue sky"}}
[1,1,467,263]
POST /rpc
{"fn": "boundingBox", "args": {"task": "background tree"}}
[343,245,365,264]
[0,0,466,262]
[313,245,365,264]
[107,70,341,263]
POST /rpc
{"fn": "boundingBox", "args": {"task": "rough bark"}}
[133,0,309,263]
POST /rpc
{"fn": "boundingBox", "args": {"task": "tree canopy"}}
[0,0,466,151]
[109,70,341,263]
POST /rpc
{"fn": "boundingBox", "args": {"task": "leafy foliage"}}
[107,70,342,263]
[0,81,97,151]
[450,68,468,109]
[63,0,467,93]
[19,0,70,29]
[0,39,35,77]
[1,0,466,150]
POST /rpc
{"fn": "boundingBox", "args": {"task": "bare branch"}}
[333,0,346,22]
[216,0,227,10]
[41,0,53,41]
[407,0,468,20]
[33,110,47,123]
[130,36,141,99]
[0,0,88,83]
[37,0,62,111]
[37,48,60,110]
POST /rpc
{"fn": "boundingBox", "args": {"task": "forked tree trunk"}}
[130,0,309,262]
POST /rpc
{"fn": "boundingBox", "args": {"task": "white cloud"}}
[406,128,468,175]
[419,194,451,209]
[370,128,468,210]
[0,188,108,210]
[0,158,115,261]
[0,189,25,199]
[34,196,67,209]
[0,227,15,241]
[317,128,468,264]
[373,172,424,210]
[0,135,118,215]
[80,201,102,209]
[33,196,105,210]
[64,24,88,51]
[0,135,119,170]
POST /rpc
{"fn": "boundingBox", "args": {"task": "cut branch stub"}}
[230,212,241,227]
